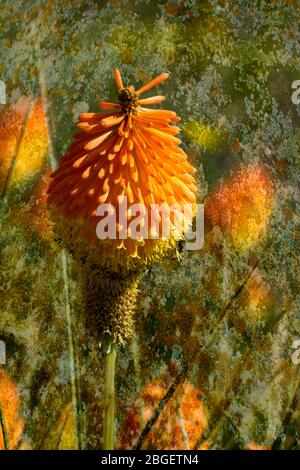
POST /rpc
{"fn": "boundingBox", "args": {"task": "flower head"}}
[47,69,196,264]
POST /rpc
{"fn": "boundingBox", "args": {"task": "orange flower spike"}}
[47,67,197,261]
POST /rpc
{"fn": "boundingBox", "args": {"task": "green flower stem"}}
[103,339,116,450]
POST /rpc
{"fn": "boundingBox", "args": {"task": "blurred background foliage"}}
[0,0,299,449]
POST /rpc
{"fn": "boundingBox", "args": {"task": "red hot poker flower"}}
[47,69,196,258]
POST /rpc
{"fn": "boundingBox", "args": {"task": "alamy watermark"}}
[0,80,6,104]
[0,340,6,365]
[95,199,204,250]
[291,80,300,105]
[291,339,300,365]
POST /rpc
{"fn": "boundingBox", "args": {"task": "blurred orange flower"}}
[247,443,270,450]
[243,269,272,319]
[47,69,196,257]
[206,166,274,251]
[0,96,49,192]
[0,367,27,450]
[118,380,208,450]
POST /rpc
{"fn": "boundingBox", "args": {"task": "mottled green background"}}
[0,0,299,450]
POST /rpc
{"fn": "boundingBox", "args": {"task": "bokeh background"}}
[0,0,299,450]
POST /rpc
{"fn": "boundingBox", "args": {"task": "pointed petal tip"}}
[136,72,170,96]
[114,68,124,90]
